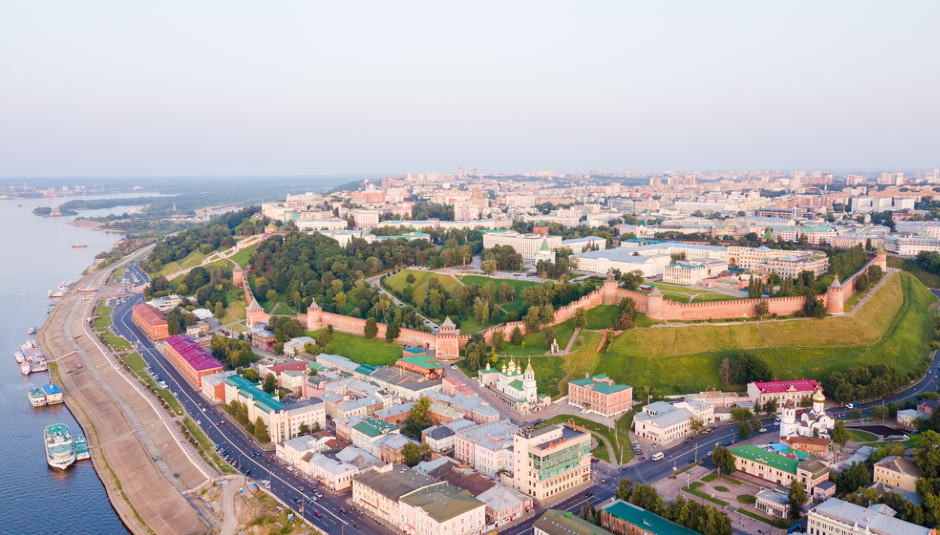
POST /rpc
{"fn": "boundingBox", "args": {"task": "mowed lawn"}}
[386,269,462,312]
[229,243,258,270]
[501,319,578,356]
[585,305,619,330]
[307,329,402,366]
[594,272,936,393]
[459,275,540,314]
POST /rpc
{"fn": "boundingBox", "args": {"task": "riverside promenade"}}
[38,246,210,535]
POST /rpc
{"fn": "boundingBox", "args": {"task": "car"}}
[586,491,593,497]
[759,427,768,433]
[266,459,272,464]
[707,450,713,456]
[314,511,323,518]
[215,422,221,427]
[451,365,457,370]
[619,466,628,471]
[601,477,606,482]
[293,498,302,503]
[341,509,347,515]
[306,498,313,504]
[300,487,304,492]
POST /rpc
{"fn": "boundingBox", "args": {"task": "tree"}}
[317,328,332,347]
[403,397,432,439]
[755,300,770,319]
[523,306,541,331]
[849,407,862,420]
[385,321,401,342]
[266,289,278,303]
[215,301,224,318]
[498,282,515,304]
[473,297,490,325]
[511,326,523,345]
[837,461,870,494]
[763,399,778,415]
[731,407,753,422]
[789,481,807,518]
[491,331,506,351]
[298,422,310,436]
[737,420,752,441]
[406,273,416,284]
[574,307,588,329]
[690,418,705,435]
[915,431,940,479]
[364,317,378,339]
[241,368,260,383]
[401,442,423,466]
[481,259,497,275]
[262,373,277,394]
[254,416,270,443]
[712,446,735,474]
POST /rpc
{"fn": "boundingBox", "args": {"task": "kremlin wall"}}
[242,250,888,359]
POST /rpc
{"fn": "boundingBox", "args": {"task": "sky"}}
[1,1,937,178]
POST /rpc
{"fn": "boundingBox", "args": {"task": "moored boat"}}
[21,361,31,375]
[28,326,37,335]
[74,434,90,461]
[30,358,48,373]
[14,351,25,363]
[44,424,76,470]
[28,388,47,407]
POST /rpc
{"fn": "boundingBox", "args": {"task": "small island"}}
[33,206,78,217]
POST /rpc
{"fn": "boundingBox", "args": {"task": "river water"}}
[0,193,167,534]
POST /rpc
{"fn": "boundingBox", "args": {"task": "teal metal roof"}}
[603,500,698,535]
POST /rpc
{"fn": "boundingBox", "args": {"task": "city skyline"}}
[1,1,938,178]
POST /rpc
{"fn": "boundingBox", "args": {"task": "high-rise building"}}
[511,424,592,504]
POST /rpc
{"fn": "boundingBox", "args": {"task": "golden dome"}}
[812,389,825,403]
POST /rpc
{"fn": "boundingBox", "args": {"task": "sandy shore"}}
[68,219,106,230]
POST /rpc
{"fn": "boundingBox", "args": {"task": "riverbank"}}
[38,246,211,535]
[68,219,108,230]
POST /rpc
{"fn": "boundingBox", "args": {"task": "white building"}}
[632,400,715,445]
[779,389,834,440]
[575,241,728,277]
[806,498,932,535]
[454,420,517,476]
[662,259,727,285]
[283,336,315,357]
[476,359,551,414]
[482,231,562,261]
[399,483,487,535]
[885,236,940,256]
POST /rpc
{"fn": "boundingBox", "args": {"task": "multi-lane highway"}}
[111,261,940,535]
[113,264,380,535]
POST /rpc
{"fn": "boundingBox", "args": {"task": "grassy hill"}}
[888,256,940,289]
[593,272,936,393]
[458,275,540,314]
[385,269,462,316]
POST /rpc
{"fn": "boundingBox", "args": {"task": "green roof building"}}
[731,445,829,492]
[536,509,616,535]
[568,374,633,417]
[601,500,697,535]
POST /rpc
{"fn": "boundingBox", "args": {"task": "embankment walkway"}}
[39,246,210,535]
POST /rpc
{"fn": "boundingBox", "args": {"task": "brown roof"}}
[785,436,830,446]
[427,464,496,496]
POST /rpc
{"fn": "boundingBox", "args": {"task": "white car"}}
[759,427,767,433]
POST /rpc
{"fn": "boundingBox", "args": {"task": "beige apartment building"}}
[511,424,592,505]
[482,231,562,260]
[662,259,727,285]
[350,209,382,229]
[873,456,920,494]
[352,464,439,531]
[399,483,486,535]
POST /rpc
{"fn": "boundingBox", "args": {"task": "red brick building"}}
[163,335,224,387]
[568,374,633,417]
[132,303,169,340]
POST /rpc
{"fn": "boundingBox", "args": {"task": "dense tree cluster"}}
[824,245,870,282]
[718,353,772,386]
[916,251,940,276]
[480,245,524,272]
[823,364,911,403]
[614,479,732,535]
[210,336,257,368]
[411,203,454,221]
[141,207,260,273]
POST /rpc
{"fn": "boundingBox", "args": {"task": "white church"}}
[780,388,834,440]
[477,358,552,414]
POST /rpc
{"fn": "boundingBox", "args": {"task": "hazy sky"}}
[1,1,937,178]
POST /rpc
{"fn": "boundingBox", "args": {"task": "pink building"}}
[568,374,633,417]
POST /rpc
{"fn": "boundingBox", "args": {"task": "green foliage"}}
[364,317,378,339]
[712,447,736,475]
[262,373,276,394]
[788,481,806,518]
[737,421,752,441]
[253,416,269,443]
[403,397,432,439]
[727,353,772,385]
[836,462,870,494]
[385,322,400,342]
[615,479,732,535]
[823,364,911,403]
[241,368,260,383]
[142,207,259,275]
[511,326,523,346]
[210,335,257,368]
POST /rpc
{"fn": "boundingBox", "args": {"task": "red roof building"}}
[163,335,224,387]
[747,379,820,408]
[132,303,169,340]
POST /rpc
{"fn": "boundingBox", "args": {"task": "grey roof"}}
[374,401,415,420]
[455,420,516,451]
[423,426,456,441]
[534,509,616,535]
[354,464,437,500]
[477,484,529,512]
[635,407,695,430]
[812,498,932,535]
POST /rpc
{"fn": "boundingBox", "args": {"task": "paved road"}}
[111,262,940,535]
[112,272,381,535]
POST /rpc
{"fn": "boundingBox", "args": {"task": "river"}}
[0,193,167,534]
